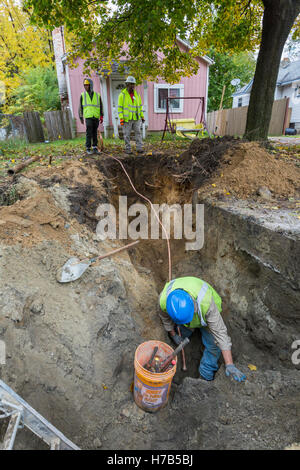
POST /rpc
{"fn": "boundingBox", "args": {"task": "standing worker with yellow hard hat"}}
[118,76,145,155]
[79,78,104,155]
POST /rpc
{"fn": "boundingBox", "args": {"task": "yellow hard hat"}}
[84,79,90,85]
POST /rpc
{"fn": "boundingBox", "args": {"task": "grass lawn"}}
[1,131,298,180]
[0,131,194,158]
[0,131,197,178]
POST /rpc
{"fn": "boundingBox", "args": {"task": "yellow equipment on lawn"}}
[170,118,205,139]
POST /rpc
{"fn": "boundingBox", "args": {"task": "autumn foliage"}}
[0,0,54,112]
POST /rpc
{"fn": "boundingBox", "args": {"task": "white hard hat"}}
[125,76,136,84]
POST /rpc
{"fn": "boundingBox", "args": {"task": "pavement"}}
[269,136,300,145]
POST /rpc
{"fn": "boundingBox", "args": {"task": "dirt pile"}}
[170,137,299,200]
[198,141,300,200]
[29,159,109,231]
[27,159,107,194]
[0,184,75,248]
[178,135,240,184]
[0,158,110,247]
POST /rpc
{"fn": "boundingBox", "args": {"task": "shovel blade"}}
[57,257,91,283]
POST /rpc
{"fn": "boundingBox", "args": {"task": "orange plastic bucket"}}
[134,340,177,413]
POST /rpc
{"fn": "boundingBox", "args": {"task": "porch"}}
[99,73,148,139]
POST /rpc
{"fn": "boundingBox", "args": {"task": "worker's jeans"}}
[85,117,99,150]
[178,325,221,381]
[123,120,143,152]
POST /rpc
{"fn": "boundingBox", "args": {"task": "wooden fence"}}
[2,109,75,144]
[23,111,45,143]
[207,98,291,137]
[44,109,74,141]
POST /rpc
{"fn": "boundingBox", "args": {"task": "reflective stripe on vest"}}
[118,89,143,122]
[196,282,209,327]
[166,280,176,298]
[82,91,99,108]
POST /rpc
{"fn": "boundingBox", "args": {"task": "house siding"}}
[232,94,250,108]
[66,56,208,133]
[275,82,300,126]
[67,59,104,134]
[232,65,300,128]
[147,60,208,131]
[291,102,300,127]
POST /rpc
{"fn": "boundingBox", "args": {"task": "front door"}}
[111,79,125,138]
[111,80,125,119]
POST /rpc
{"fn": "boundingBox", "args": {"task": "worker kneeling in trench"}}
[159,277,246,383]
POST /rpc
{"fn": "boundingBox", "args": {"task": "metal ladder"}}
[0,379,80,450]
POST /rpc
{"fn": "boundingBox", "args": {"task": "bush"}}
[7,66,61,115]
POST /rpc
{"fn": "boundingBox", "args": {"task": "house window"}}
[238,97,243,107]
[154,84,184,113]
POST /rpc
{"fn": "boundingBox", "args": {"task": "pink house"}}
[52,28,213,138]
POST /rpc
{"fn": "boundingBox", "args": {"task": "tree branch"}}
[241,0,252,17]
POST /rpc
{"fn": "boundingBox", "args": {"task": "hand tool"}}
[143,346,158,371]
[57,240,140,283]
[158,338,189,372]
[177,326,187,371]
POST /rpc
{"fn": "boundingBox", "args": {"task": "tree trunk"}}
[244,0,300,141]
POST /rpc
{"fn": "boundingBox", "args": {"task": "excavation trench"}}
[0,138,299,449]
[92,149,300,380]
[93,154,223,383]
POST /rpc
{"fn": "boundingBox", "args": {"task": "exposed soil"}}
[0,186,74,248]
[26,159,107,193]
[0,137,299,450]
[199,141,300,200]
[1,137,299,237]
[98,136,240,202]
[96,137,299,213]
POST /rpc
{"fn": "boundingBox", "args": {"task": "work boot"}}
[92,147,101,155]
[86,148,93,155]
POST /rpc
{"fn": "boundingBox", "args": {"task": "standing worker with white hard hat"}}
[79,78,104,155]
[159,276,246,383]
[118,76,145,155]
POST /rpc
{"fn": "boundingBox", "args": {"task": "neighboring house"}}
[52,27,213,138]
[232,58,300,131]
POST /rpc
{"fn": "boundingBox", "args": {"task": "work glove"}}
[141,118,145,123]
[80,118,84,125]
[169,333,183,346]
[100,116,103,124]
[120,119,124,126]
[225,364,246,383]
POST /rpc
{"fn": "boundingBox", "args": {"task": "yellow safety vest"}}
[160,277,222,328]
[81,91,101,119]
[118,89,144,122]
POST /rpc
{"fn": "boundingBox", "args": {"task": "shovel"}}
[57,240,140,283]
[97,130,104,151]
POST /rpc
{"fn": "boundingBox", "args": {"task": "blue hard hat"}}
[166,289,195,324]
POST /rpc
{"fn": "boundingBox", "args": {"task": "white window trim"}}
[154,83,184,114]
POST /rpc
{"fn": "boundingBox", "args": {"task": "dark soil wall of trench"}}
[197,202,300,370]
